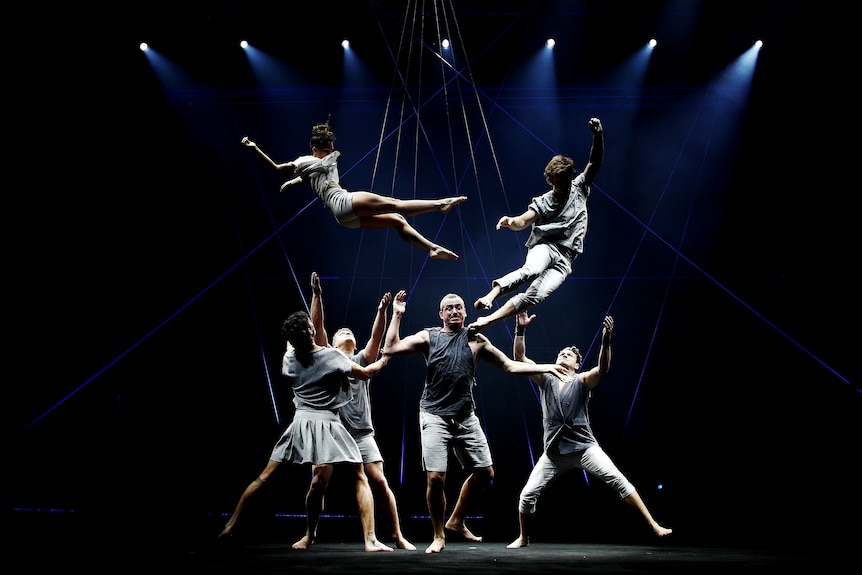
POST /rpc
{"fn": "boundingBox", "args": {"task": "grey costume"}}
[493,172,590,312]
[269,346,362,465]
[516,372,634,515]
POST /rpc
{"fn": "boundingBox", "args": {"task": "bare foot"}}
[216,525,233,543]
[653,525,673,537]
[466,317,490,333]
[396,537,417,551]
[430,246,459,260]
[474,297,492,310]
[425,536,446,554]
[445,520,482,542]
[439,196,467,213]
[365,539,395,552]
[292,535,314,550]
[507,537,528,549]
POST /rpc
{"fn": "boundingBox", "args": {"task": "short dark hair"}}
[281,311,312,350]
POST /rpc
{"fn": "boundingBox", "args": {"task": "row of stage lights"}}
[139,38,763,53]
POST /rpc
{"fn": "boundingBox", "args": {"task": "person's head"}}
[332,327,356,352]
[438,293,466,330]
[281,311,315,352]
[544,154,576,190]
[555,345,582,370]
[310,120,335,155]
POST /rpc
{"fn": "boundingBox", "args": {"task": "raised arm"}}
[382,290,429,357]
[582,117,604,185]
[241,136,297,174]
[513,311,542,385]
[309,272,328,347]
[362,291,391,363]
[580,315,613,390]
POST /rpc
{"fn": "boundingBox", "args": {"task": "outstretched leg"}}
[623,491,673,537]
[468,300,517,333]
[425,471,448,553]
[218,460,281,540]
[351,192,466,218]
[361,213,459,260]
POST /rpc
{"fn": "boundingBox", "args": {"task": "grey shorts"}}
[321,186,360,229]
[350,429,383,464]
[419,411,493,472]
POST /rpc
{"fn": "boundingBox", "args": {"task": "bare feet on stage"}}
[506,536,528,549]
[445,519,482,542]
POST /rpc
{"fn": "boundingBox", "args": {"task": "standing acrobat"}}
[506,311,672,548]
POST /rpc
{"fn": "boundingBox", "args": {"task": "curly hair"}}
[280,311,313,352]
[310,118,336,150]
[543,154,576,186]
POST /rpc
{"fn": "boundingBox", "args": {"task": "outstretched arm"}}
[350,354,390,381]
[496,208,538,232]
[382,290,429,357]
[477,333,569,381]
[362,292,391,363]
[241,136,297,174]
[580,315,613,390]
[582,118,604,184]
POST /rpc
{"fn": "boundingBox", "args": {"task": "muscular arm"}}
[582,118,604,185]
[580,315,613,390]
[382,290,429,357]
[477,334,568,380]
[362,292,391,363]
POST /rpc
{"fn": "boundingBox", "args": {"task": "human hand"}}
[280,177,302,192]
[379,292,392,311]
[549,365,573,382]
[311,272,322,294]
[240,136,255,147]
[603,315,614,334]
[516,310,536,328]
[588,118,602,134]
[496,216,513,230]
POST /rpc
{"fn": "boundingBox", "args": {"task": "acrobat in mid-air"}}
[241,120,466,260]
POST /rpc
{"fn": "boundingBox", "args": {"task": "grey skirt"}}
[270,408,362,465]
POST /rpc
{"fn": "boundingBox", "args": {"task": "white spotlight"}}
[546,38,555,49]
[240,39,248,49]
[649,38,657,48]
[342,39,350,49]
[442,38,450,49]
[139,42,149,52]
[754,39,763,50]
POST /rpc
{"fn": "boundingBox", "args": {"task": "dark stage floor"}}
[8,510,855,575]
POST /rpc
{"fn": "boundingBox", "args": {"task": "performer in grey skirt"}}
[218,310,394,552]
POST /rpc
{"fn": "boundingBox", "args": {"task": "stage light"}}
[649,38,657,48]
[342,39,350,49]
[545,38,555,49]
[240,39,248,49]
[442,38,450,49]
[139,42,148,52]
[754,39,763,50]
